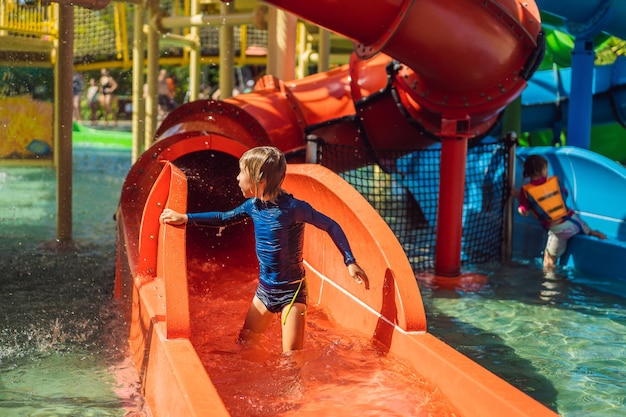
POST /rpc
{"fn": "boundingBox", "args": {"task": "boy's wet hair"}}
[522,154,548,178]
[240,146,286,198]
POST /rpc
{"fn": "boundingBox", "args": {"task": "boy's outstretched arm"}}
[348,263,369,290]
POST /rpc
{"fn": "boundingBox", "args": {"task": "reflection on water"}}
[2,145,624,417]
[0,146,150,416]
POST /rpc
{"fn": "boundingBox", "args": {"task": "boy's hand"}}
[159,208,187,225]
[348,263,369,290]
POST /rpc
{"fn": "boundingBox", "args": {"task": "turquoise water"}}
[1,144,624,416]
[421,263,626,417]
[0,145,150,416]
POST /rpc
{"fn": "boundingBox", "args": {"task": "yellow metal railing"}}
[0,0,270,68]
[0,0,57,38]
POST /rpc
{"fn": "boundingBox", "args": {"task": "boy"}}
[516,154,606,272]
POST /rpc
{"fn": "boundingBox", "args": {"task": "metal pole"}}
[274,8,296,81]
[305,135,318,163]
[567,37,595,149]
[145,0,159,147]
[266,6,277,76]
[318,29,330,73]
[219,1,235,99]
[160,12,255,29]
[434,133,468,277]
[56,3,73,242]
[132,1,145,162]
[188,0,200,103]
[503,131,517,263]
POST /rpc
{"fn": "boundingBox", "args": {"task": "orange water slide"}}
[114,1,553,415]
[115,136,558,416]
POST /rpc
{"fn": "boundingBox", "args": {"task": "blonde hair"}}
[239,146,286,199]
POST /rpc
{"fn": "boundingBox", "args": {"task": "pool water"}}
[0,145,150,416]
[1,143,624,416]
[421,263,626,417]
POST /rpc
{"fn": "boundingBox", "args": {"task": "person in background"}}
[515,154,607,272]
[86,78,100,126]
[99,68,118,126]
[72,73,85,122]
[166,72,177,111]
[159,146,369,352]
[157,69,172,120]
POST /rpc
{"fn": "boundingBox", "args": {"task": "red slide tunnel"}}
[160,0,544,156]
[264,0,544,137]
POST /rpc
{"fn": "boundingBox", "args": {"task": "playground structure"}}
[3,1,626,161]
[3,0,626,415]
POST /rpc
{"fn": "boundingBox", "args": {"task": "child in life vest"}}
[160,146,368,352]
[516,154,606,271]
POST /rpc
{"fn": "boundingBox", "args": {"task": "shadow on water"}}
[476,260,626,319]
[421,274,558,412]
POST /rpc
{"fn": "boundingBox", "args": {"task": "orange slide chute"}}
[114,0,553,415]
[115,133,557,416]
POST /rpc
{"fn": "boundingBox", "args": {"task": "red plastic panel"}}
[283,163,427,332]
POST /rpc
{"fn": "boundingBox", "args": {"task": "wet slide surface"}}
[177,153,457,416]
[187,255,461,417]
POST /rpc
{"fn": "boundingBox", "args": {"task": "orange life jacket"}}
[521,176,568,222]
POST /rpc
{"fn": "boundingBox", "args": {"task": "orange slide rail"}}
[114,133,558,416]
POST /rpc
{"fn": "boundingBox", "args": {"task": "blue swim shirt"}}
[186,192,356,286]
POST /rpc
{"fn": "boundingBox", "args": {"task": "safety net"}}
[73,3,125,63]
[72,2,268,64]
[312,139,512,272]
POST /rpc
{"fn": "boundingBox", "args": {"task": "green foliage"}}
[0,67,53,101]
[595,37,626,65]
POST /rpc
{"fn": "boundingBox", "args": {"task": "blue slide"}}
[511,2,626,281]
[512,147,626,281]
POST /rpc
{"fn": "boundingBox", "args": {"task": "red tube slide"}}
[264,0,543,135]
[160,0,543,151]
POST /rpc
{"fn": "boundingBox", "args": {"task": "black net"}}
[313,139,512,272]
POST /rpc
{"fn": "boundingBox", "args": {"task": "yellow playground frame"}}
[0,0,346,241]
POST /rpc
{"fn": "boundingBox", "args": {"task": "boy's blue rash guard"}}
[186,193,356,287]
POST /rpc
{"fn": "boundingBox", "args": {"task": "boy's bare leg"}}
[543,249,557,272]
[238,296,273,345]
[281,303,306,352]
